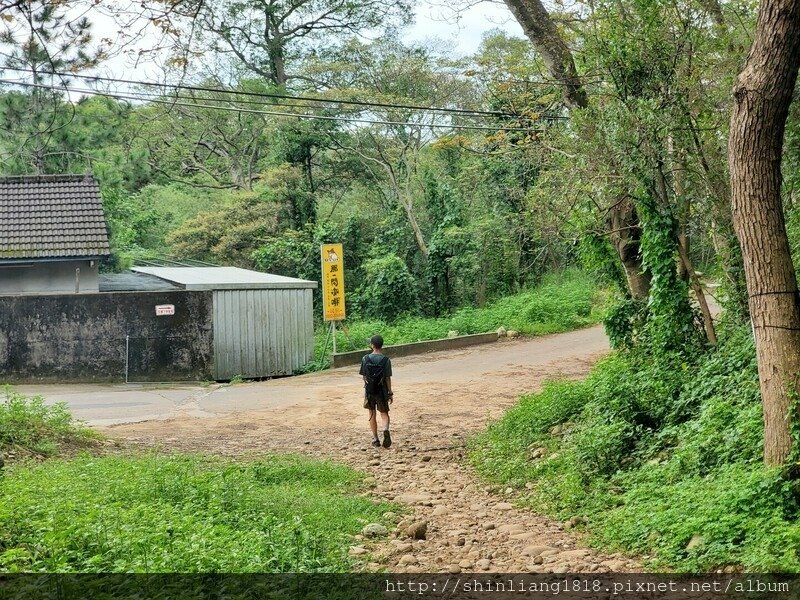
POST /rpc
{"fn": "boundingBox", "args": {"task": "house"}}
[0,177,318,382]
[0,174,111,295]
[1,264,317,382]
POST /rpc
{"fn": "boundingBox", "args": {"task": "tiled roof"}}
[0,174,111,260]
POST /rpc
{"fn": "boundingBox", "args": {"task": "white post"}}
[125,335,129,384]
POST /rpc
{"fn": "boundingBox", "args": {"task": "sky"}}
[405,1,522,55]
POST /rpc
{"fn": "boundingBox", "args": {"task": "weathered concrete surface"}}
[0,291,213,382]
[331,332,500,368]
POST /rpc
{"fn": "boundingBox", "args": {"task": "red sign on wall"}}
[155,304,175,316]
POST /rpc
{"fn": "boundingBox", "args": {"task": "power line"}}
[2,66,569,120]
[138,85,551,126]
[2,75,556,123]
[0,79,520,132]
[0,79,547,133]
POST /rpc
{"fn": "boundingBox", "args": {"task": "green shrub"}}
[571,418,635,479]
[0,453,392,572]
[0,389,100,456]
[601,464,800,571]
[470,325,800,571]
[356,254,419,321]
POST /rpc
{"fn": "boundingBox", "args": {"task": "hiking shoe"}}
[382,430,392,448]
[371,439,381,448]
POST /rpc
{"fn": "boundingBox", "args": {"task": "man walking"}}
[360,335,393,448]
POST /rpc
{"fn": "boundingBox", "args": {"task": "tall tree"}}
[130,84,272,190]
[183,0,412,87]
[319,38,476,261]
[505,0,746,348]
[729,0,800,465]
[0,0,107,173]
[502,0,655,302]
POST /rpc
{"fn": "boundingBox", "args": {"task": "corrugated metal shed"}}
[132,266,317,380]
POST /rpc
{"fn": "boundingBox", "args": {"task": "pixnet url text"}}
[384,577,789,595]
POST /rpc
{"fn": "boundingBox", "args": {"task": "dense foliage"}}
[0,6,589,321]
[0,0,774,332]
[5,0,800,574]
[470,325,800,570]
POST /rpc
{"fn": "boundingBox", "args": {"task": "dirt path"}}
[106,326,640,573]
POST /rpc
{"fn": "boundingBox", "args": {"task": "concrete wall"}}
[331,332,500,368]
[0,259,100,295]
[0,291,213,382]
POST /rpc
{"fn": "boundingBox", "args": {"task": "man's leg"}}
[368,408,380,446]
[379,410,391,448]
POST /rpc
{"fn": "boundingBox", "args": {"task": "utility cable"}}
[0,79,546,132]
[2,66,564,119]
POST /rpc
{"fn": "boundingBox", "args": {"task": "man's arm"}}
[385,376,393,402]
[384,358,393,401]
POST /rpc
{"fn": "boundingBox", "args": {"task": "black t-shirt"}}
[359,353,392,395]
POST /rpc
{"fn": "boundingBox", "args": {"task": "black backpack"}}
[363,355,388,395]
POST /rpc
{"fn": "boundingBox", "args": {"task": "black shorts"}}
[364,393,390,413]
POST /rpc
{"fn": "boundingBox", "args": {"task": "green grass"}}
[0,453,393,573]
[470,326,800,571]
[304,269,603,370]
[0,388,101,457]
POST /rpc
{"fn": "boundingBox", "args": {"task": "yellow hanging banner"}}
[321,243,346,321]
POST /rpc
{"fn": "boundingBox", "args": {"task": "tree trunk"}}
[677,238,718,345]
[269,38,287,86]
[401,197,429,259]
[672,143,690,282]
[502,0,588,109]
[607,197,651,299]
[729,0,800,465]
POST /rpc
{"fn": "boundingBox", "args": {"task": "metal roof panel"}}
[131,266,318,290]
